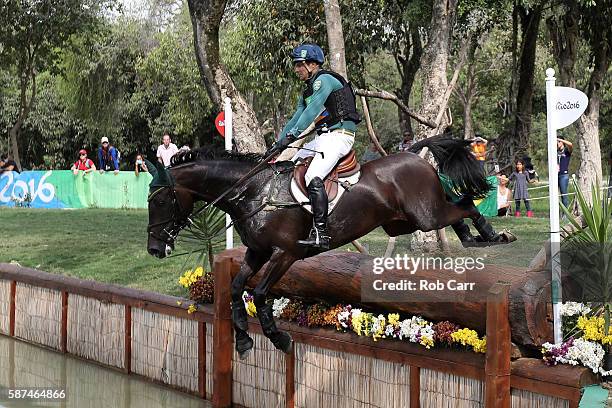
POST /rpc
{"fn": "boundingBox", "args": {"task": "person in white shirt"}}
[156,133,179,167]
[497,174,512,216]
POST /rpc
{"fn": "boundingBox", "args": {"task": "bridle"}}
[146,186,193,245]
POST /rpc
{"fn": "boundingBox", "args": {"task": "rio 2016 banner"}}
[0,171,153,209]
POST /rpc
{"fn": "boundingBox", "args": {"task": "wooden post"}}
[124,305,132,373]
[213,256,233,408]
[485,282,511,408]
[9,280,16,336]
[198,321,207,399]
[410,366,420,408]
[285,346,295,408]
[61,291,68,352]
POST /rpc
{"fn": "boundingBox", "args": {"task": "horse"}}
[146,135,515,358]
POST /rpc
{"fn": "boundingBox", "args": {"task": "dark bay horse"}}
[146,135,514,358]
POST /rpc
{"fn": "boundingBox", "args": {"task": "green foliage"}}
[176,205,227,272]
[561,181,612,335]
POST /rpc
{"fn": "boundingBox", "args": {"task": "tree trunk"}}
[396,26,423,136]
[497,3,543,167]
[323,0,348,79]
[8,68,37,172]
[187,0,265,153]
[412,0,457,248]
[512,4,543,157]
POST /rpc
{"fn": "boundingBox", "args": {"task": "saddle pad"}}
[290,171,361,215]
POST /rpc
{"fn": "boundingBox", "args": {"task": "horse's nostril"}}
[148,247,161,257]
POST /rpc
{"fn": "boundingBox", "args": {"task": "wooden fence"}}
[0,250,599,407]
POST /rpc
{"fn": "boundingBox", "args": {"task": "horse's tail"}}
[408,134,492,200]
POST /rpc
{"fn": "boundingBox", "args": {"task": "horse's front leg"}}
[231,248,269,359]
[252,248,296,354]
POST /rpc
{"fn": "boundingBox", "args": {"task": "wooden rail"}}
[0,256,599,408]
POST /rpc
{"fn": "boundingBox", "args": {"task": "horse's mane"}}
[170,145,263,167]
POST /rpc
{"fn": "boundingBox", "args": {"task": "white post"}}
[545,68,562,344]
[224,97,234,249]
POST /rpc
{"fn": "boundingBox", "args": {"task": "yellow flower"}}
[187,304,197,314]
[388,313,400,327]
[451,328,486,353]
[420,336,434,349]
[246,301,257,317]
[176,301,182,306]
[577,316,606,342]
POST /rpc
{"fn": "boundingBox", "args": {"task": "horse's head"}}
[146,160,194,258]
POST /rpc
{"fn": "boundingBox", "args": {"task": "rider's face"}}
[293,61,318,81]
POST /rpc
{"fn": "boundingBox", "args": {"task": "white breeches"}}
[291,131,355,186]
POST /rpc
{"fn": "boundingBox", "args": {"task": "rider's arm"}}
[278,96,305,140]
[287,75,336,136]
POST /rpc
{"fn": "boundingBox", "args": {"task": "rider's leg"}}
[290,139,318,162]
[297,132,354,249]
[297,176,330,249]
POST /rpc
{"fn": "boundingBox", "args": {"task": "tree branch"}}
[355,88,437,128]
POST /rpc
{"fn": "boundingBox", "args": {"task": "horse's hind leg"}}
[461,200,516,245]
[231,249,269,359]
[252,248,296,354]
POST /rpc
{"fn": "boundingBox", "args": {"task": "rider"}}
[267,44,360,250]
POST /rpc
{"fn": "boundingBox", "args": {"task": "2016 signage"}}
[556,101,580,110]
[0,171,55,203]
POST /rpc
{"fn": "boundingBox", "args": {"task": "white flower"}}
[560,302,591,317]
[272,297,290,317]
[337,311,351,328]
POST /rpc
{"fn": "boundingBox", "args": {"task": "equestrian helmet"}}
[291,44,325,65]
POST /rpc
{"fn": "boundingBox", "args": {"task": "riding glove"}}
[265,133,296,157]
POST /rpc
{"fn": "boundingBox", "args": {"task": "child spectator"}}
[71,149,96,175]
[497,174,512,216]
[97,136,120,174]
[134,153,148,176]
[509,159,535,217]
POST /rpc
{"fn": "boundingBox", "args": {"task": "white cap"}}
[101,136,109,144]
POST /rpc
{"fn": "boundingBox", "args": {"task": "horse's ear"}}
[147,159,173,187]
[146,159,158,179]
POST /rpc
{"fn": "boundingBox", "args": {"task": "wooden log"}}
[221,247,553,348]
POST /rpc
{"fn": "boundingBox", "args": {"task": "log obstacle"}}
[221,247,552,349]
[0,250,600,407]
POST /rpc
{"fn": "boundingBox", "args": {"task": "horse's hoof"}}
[500,229,517,243]
[272,331,293,354]
[236,335,254,358]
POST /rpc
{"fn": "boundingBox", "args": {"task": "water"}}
[0,335,211,408]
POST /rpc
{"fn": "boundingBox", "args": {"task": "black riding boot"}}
[451,220,476,246]
[297,177,330,250]
[472,214,503,242]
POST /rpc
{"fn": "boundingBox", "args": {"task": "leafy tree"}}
[0,0,114,170]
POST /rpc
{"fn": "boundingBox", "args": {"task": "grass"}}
[0,207,555,296]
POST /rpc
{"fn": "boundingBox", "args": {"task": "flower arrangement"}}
[542,302,612,376]
[178,266,214,304]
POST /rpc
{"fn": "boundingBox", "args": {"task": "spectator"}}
[361,143,382,164]
[557,137,573,208]
[509,159,535,217]
[157,133,179,167]
[97,137,120,174]
[134,153,148,176]
[471,135,487,171]
[71,149,96,175]
[0,154,19,173]
[497,174,512,216]
[398,131,413,152]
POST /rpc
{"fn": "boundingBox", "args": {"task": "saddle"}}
[293,150,360,201]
